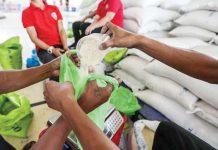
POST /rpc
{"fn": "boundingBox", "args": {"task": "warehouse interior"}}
[0,0,218,150]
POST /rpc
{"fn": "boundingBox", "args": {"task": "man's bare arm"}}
[62,99,119,150]
[0,53,79,94]
[26,27,50,50]
[38,81,119,150]
[0,59,58,94]
[32,81,113,150]
[58,20,68,51]
[100,22,218,84]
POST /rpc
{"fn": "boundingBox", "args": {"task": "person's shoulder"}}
[22,6,31,14]
[47,4,59,11]
[22,6,32,16]
[108,0,122,4]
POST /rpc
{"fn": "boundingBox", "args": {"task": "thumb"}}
[99,39,115,50]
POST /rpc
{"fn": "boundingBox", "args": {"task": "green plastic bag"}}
[103,48,128,65]
[0,93,33,138]
[0,36,23,70]
[60,54,118,143]
[110,86,141,116]
[67,28,74,38]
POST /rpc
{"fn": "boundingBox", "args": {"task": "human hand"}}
[50,52,80,77]
[85,25,95,35]
[78,80,113,113]
[63,47,69,52]
[44,81,75,112]
[53,48,65,57]
[99,22,139,50]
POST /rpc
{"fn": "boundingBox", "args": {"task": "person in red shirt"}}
[22,0,68,81]
[85,0,124,35]
[68,0,123,49]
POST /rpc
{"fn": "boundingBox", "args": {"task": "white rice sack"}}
[138,22,175,34]
[160,0,191,10]
[115,55,149,81]
[123,19,139,33]
[134,90,218,149]
[109,69,145,92]
[188,101,218,128]
[156,37,208,49]
[142,71,198,110]
[144,60,218,109]
[79,0,99,9]
[77,33,110,71]
[175,10,218,33]
[126,48,154,62]
[144,31,171,39]
[122,0,163,9]
[124,7,180,26]
[214,36,218,45]
[124,7,145,25]
[169,26,216,42]
[138,22,162,33]
[180,0,218,12]
[192,45,218,60]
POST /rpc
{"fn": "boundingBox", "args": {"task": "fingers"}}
[85,27,90,35]
[44,80,56,91]
[59,49,65,53]
[103,84,113,94]
[106,29,112,37]
[68,52,80,67]
[101,24,109,34]
[88,66,95,73]
[52,70,60,77]
[54,51,62,57]
[102,22,116,33]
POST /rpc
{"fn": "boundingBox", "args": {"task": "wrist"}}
[58,117,71,132]
[60,97,76,113]
[47,46,54,54]
[134,35,148,49]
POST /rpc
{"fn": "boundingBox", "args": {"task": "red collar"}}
[30,1,48,10]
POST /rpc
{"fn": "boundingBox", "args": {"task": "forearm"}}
[135,35,218,83]
[31,117,71,150]
[31,95,106,150]
[59,29,68,50]
[62,100,119,150]
[92,16,112,29]
[33,38,50,50]
[0,62,55,94]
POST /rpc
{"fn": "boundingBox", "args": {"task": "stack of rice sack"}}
[109,0,218,146]
[156,0,218,50]
[122,0,184,38]
[109,48,218,148]
[79,0,101,17]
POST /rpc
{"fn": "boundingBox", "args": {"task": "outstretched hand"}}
[99,22,139,50]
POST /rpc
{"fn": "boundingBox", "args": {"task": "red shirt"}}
[96,0,124,27]
[22,2,63,52]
